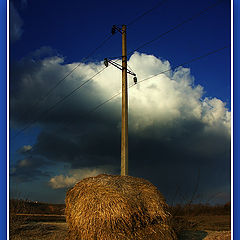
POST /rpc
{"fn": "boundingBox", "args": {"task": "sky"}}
[9,0,231,204]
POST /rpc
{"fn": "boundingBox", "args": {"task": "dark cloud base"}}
[11,116,230,204]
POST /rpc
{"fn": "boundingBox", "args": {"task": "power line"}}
[14,45,229,142]
[129,0,225,55]
[45,34,113,98]
[108,0,225,60]
[11,45,229,140]
[11,67,107,140]
[59,44,230,135]
[61,44,230,132]
[132,45,229,87]
[127,0,169,27]
[88,45,229,115]
[127,63,135,73]
[58,90,122,134]
[11,58,124,140]
[15,34,114,125]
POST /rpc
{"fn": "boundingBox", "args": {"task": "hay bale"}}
[65,174,176,240]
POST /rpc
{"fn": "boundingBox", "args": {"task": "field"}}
[9,200,231,240]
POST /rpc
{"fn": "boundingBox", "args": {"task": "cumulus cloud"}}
[10,2,23,42]
[126,54,230,135]
[10,51,231,133]
[49,167,112,189]
[10,50,231,202]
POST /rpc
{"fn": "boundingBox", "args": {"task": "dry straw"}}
[65,174,177,240]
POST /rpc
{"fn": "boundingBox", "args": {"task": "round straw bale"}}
[65,174,176,240]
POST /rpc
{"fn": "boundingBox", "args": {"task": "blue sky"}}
[10,0,231,204]
[10,0,231,102]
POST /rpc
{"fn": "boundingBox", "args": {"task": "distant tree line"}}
[10,199,230,216]
[10,199,65,215]
[169,202,231,216]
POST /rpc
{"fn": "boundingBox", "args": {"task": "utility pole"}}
[104,25,137,176]
[121,25,128,176]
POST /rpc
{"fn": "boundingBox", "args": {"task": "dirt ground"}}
[10,221,231,240]
[178,230,231,240]
[10,222,68,240]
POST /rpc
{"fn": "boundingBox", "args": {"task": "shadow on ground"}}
[178,230,208,240]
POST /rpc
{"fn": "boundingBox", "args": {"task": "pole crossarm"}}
[111,25,123,35]
[104,58,136,76]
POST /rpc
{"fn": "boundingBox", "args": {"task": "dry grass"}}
[9,199,32,236]
[169,203,231,238]
[9,222,68,240]
[65,174,176,240]
[9,177,231,240]
[9,198,231,240]
[9,199,66,240]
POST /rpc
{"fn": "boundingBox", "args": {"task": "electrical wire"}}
[60,44,230,136]
[127,63,135,74]
[127,0,169,27]
[12,44,229,141]
[11,67,107,140]
[61,44,230,132]
[47,59,123,131]
[13,44,229,143]
[90,45,230,115]
[108,0,225,60]
[129,0,225,56]
[131,45,229,87]
[15,34,114,125]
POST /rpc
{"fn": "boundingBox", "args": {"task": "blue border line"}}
[0,0,7,239]
[234,0,240,239]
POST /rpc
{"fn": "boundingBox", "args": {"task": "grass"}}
[9,222,68,240]
[169,203,231,238]
[9,199,66,240]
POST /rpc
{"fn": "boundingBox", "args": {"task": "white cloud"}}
[99,53,229,136]
[19,145,32,153]
[86,52,229,137]
[11,50,231,144]
[202,97,231,133]
[49,175,76,189]
[49,167,110,189]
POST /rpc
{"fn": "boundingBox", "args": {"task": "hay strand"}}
[65,174,176,240]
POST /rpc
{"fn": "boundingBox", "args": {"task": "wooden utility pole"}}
[121,25,128,176]
[105,24,136,176]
